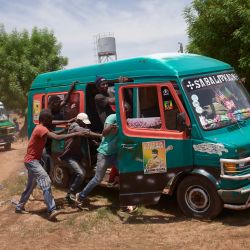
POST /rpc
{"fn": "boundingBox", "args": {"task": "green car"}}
[28,53,250,219]
[0,102,15,150]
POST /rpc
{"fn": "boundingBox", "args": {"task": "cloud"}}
[0,0,192,68]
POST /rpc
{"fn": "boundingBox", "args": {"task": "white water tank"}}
[97,36,116,56]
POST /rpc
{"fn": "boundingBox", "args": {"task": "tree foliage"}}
[0,25,68,113]
[184,0,250,88]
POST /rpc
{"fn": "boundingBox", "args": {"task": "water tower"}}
[94,33,117,63]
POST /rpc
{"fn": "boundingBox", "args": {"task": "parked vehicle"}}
[28,53,250,218]
[0,102,15,150]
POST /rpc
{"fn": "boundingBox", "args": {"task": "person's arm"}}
[95,94,115,107]
[47,130,88,140]
[53,128,66,135]
[71,126,102,140]
[60,81,77,108]
[102,123,118,137]
[90,139,100,147]
[108,97,115,105]
[108,76,131,84]
[87,131,102,139]
[52,116,76,126]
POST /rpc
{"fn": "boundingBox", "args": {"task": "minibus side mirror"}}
[177,112,190,135]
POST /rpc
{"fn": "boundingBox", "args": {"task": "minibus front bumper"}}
[219,157,250,210]
[218,184,250,210]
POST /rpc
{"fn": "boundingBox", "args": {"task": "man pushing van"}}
[59,113,102,203]
[15,109,89,220]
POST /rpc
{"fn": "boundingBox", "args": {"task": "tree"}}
[0,25,68,114]
[184,0,250,88]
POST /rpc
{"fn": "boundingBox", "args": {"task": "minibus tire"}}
[51,164,70,188]
[177,175,223,219]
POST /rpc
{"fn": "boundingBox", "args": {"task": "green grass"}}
[78,207,117,233]
[2,175,27,197]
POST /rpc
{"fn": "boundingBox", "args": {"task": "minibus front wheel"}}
[177,175,223,219]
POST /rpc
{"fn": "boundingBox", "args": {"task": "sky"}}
[0,0,193,69]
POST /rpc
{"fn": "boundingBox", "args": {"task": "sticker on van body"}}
[193,143,228,156]
[143,141,173,174]
[33,100,41,121]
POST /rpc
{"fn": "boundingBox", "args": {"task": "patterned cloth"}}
[127,117,161,128]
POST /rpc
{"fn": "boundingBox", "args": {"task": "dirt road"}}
[0,141,250,250]
[0,140,26,182]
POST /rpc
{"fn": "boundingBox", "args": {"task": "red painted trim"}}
[78,91,84,112]
[158,83,190,126]
[118,83,190,140]
[33,93,45,125]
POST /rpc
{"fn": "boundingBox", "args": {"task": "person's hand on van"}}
[102,123,118,136]
[71,81,79,89]
[111,124,118,134]
[118,76,129,83]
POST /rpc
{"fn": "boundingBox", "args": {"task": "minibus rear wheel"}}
[52,163,70,188]
[177,175,223,219]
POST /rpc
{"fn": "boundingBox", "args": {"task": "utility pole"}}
[178,42,184,53]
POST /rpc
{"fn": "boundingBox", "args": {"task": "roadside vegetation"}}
[184,0,250,88]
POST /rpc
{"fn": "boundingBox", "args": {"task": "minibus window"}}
[0,105,8,121]
[47,92,80,120]
[63,93,80,120]
[183,72,250,130]
[123,86,162,129]
[161,87,180,130]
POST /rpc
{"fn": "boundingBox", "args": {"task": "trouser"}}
[41,149,51,174]
[79,153,117,200]
[63,158,86,194]
[16,160,56,213]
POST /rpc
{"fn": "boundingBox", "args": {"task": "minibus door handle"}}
[121,143,138,150]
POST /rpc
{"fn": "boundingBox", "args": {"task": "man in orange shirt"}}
[15,109,88,220]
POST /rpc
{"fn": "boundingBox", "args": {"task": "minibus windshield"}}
[0,106,8,121]
[182,72,250,130]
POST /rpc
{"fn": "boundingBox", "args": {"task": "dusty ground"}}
[0,140,250,250]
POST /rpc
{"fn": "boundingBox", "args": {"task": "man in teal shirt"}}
[76,114,118,203]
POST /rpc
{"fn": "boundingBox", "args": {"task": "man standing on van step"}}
[94,76,116,126]
[94,76,129,126]
[94,76,129,185]
[59,113,102,203]
[15,109,88,220]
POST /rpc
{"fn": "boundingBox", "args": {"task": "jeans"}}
[16,160,56,213]
[63,158,86,194]
[41,149,51,175]
[79,153,117,199]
